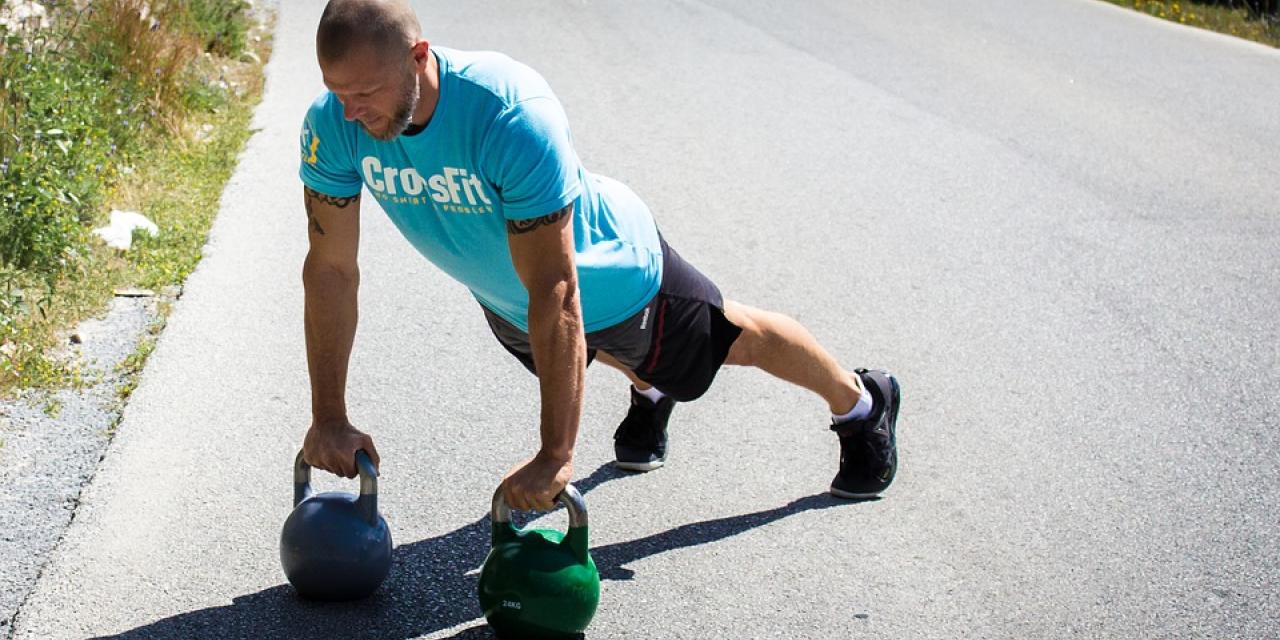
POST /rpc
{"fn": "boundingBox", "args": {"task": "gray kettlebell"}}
[280,449,392,600]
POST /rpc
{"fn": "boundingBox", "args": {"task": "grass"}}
[114,299,167,405]
[42,396,61,419]
[0,2,271,395]
[1101,0,1280,47]
[115,63,267,291]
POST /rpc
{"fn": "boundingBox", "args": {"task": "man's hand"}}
[502,451,573,512]
[303,420,380,478]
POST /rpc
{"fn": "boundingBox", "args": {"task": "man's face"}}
[321,44,419,141]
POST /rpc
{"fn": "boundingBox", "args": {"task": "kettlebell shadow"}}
[591,493,859,581]
[91,464,869,640]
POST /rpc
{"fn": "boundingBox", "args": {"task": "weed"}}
[42,396,62,419]
[0,1,269,395]
[1104,0,1280,46]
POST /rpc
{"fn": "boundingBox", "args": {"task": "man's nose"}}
[341,99,363,122]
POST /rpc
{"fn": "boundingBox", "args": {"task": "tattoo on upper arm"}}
[303,186,359,237]
[506,206,571,235]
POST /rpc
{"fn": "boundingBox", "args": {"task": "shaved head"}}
[317,0,422,64]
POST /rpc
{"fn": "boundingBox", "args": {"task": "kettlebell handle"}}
[293,449,379,525]
[490,483,588,529]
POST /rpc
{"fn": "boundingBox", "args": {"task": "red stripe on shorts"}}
[643,298,669,374]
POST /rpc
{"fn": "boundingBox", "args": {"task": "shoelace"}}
[843,422,893,471]
[867,426,894,469]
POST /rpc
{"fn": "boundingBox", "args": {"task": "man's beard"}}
[366,71,420,141]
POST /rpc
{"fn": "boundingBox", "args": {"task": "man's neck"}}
[410,50,441,128]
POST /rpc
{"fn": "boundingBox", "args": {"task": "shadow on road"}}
[93,463,869,640]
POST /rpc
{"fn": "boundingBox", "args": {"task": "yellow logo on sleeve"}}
[301,126,320,165]
[307,134,320,165]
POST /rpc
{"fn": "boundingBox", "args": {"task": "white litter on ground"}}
[91,209,159,251]
[0,1,50,31]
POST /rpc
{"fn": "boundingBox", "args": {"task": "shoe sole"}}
[614,459,665,472]
[828,485,880,499]
[829,370,901,500]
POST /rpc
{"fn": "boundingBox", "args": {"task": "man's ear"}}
[411,40,431,70]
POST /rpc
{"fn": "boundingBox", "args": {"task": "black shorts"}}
[482,237,742,402]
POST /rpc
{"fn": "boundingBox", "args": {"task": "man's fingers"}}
[514,488,544,512]
[531,487,552,511]
[347,450,362,478]
[501,456,573,512]
[359,436,381,471]
[501,481,520,511]
[513,488,532,512]
[333,456,351,478]
[303,423,377,479]
[499,481,519,512]
[516,486,553,512]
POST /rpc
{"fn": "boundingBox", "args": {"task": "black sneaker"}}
[830,369,901,499]
[613,387,676,471]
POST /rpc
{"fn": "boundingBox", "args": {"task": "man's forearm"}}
[526,280,586,461]
[303,256,359,423]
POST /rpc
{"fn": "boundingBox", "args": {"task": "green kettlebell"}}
[478,483,600,639]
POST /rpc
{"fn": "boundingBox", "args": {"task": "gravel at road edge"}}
[0,293,170,637]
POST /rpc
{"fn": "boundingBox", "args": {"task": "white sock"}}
[833,389,874,424]
[633,385,666,403]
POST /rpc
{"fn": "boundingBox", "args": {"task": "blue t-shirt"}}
[299,47,662,332]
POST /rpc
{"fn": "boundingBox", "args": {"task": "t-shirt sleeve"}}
[298,96,363,197]
[481,97,583,220]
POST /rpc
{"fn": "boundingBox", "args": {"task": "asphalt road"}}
[10,0,1280,638]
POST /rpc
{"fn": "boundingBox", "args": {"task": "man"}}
[300,0,901,512]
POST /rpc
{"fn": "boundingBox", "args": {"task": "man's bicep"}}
[506,204,576,292]
[303,186,361,266]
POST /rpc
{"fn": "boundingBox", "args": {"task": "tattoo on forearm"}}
[506,206,570,235]
[303,186,359,237]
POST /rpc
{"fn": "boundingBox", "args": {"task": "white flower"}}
[0,1,50,31]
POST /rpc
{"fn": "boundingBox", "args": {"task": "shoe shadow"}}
[92,464,870,640]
